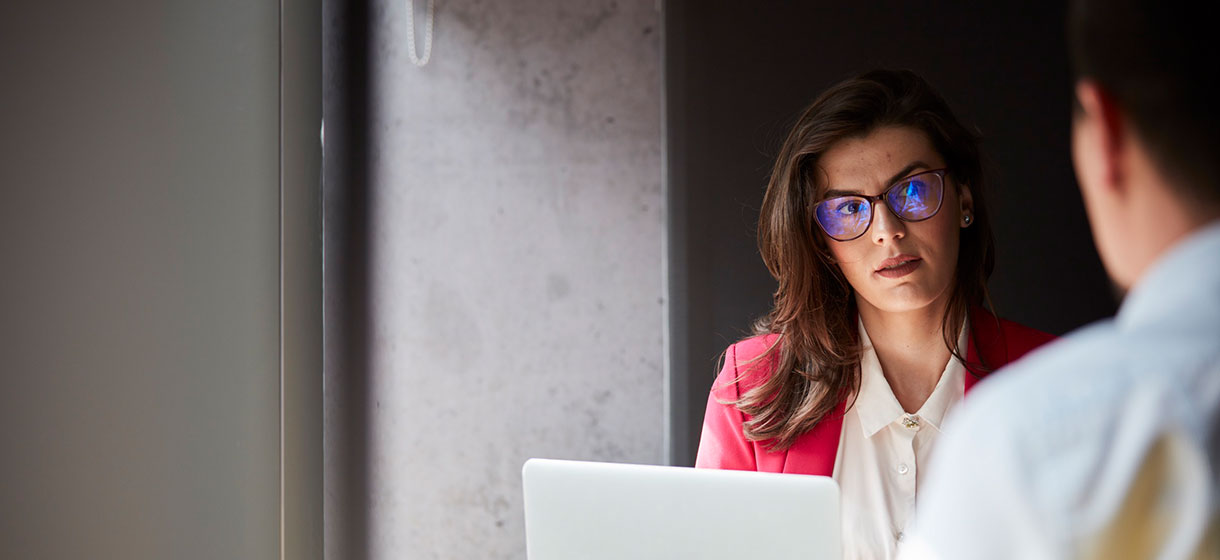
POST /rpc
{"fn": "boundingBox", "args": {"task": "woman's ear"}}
[959,184,975,227]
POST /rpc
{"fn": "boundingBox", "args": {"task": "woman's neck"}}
[857,297,956,414]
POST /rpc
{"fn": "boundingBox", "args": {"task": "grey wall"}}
[0,2,320,558]
[323,0,664,558]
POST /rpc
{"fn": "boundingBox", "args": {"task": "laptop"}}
[522,458,840,560]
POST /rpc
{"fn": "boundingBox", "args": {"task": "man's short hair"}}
[1069,0,1220,207]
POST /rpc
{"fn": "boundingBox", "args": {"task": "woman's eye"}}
[836,200,865,215]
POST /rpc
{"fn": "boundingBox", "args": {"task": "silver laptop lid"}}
[522,458,840,560]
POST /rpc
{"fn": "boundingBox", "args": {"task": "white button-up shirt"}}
[833,319,969,560]
[904,221,1220,559]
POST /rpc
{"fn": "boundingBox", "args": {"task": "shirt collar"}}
[1118,220,1220,330]
[916,322,969,431]
[854,317,969,437]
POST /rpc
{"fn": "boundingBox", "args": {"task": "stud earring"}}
[962,214,973,227]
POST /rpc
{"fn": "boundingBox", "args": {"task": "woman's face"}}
[817,126,972,316]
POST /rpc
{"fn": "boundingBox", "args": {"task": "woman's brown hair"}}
[732,69,996,451]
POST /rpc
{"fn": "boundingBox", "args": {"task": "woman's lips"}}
[875,257,922,279]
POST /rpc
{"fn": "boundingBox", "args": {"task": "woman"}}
[694,69,1054,559]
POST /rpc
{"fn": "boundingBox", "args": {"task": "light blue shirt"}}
[904,221,1220,559]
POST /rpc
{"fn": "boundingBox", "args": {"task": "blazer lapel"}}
[965,306,1006,394]
[781,399,846,476]
[965,324,983,394]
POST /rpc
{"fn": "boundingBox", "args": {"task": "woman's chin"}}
[856,285,949,315]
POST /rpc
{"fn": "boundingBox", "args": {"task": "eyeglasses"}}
[813,169,948,242]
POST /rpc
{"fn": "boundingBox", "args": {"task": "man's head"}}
[1069,0,1220,290]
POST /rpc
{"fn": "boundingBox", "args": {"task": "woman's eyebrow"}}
[823,188,860,198]
[822,161,933,198]
[885,161,932,186]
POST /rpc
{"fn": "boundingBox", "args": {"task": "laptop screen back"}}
[522,458,840,560]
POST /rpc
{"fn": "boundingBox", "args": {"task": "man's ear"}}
[1074,80,1127,192]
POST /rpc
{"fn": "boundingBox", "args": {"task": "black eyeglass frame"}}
[813,168,950,242]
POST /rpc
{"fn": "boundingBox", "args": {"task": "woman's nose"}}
[871,200,906,243]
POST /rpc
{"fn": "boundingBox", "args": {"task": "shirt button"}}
[897,532,905,543]
[897,463,910,475]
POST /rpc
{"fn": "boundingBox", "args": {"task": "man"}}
[902,1,1220,557]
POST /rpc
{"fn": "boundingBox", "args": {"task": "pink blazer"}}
[694,307,1055,475]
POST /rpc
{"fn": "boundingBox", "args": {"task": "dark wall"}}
[666,1,1117,466]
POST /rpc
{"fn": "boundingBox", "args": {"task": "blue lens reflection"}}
[816,197,870,239]
[888,176,940,220]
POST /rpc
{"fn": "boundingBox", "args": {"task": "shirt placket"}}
[892,413,920,544]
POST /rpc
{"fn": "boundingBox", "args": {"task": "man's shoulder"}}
[948,312,1219,481]
[946,319,1130,469]
[932,314,1220,554]
[963,318,1124,418]
[988,311,1218,399]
